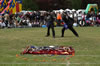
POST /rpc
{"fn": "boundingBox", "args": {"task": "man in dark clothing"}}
[61,12,79,37]
[46,12,55,38]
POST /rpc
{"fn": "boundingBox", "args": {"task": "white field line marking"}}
[0,63,100,65]
[71,63,100,65]
[75,55,100,57]
[66,61,70,66]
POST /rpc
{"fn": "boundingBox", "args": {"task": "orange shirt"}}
[57,13,62,20]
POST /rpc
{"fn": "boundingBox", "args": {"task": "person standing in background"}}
[56,12,62,26]
[4,13,9,28]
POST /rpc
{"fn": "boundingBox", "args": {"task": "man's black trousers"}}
[47,25,55,37]
[62,26,79,37]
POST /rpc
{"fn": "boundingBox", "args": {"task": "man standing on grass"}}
[46,12,55,38]
[61,12,79,37]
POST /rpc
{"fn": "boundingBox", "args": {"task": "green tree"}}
[22,0,39,10]
[22,0,82,10]
[71,0,82,9]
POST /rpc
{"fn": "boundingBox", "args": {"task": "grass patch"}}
[0,27,100,66]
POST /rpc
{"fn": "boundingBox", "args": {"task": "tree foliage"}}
[71,0,82,9]
[22,0,39,10]
[22,0,82,10]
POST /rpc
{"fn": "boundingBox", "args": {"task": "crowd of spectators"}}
[76,10,100,27]
[0,10,100,28]
[0,11,48,28]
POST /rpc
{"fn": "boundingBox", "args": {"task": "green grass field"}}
[0,27,100,66]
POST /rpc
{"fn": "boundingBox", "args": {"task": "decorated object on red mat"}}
[21,46,75,55]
